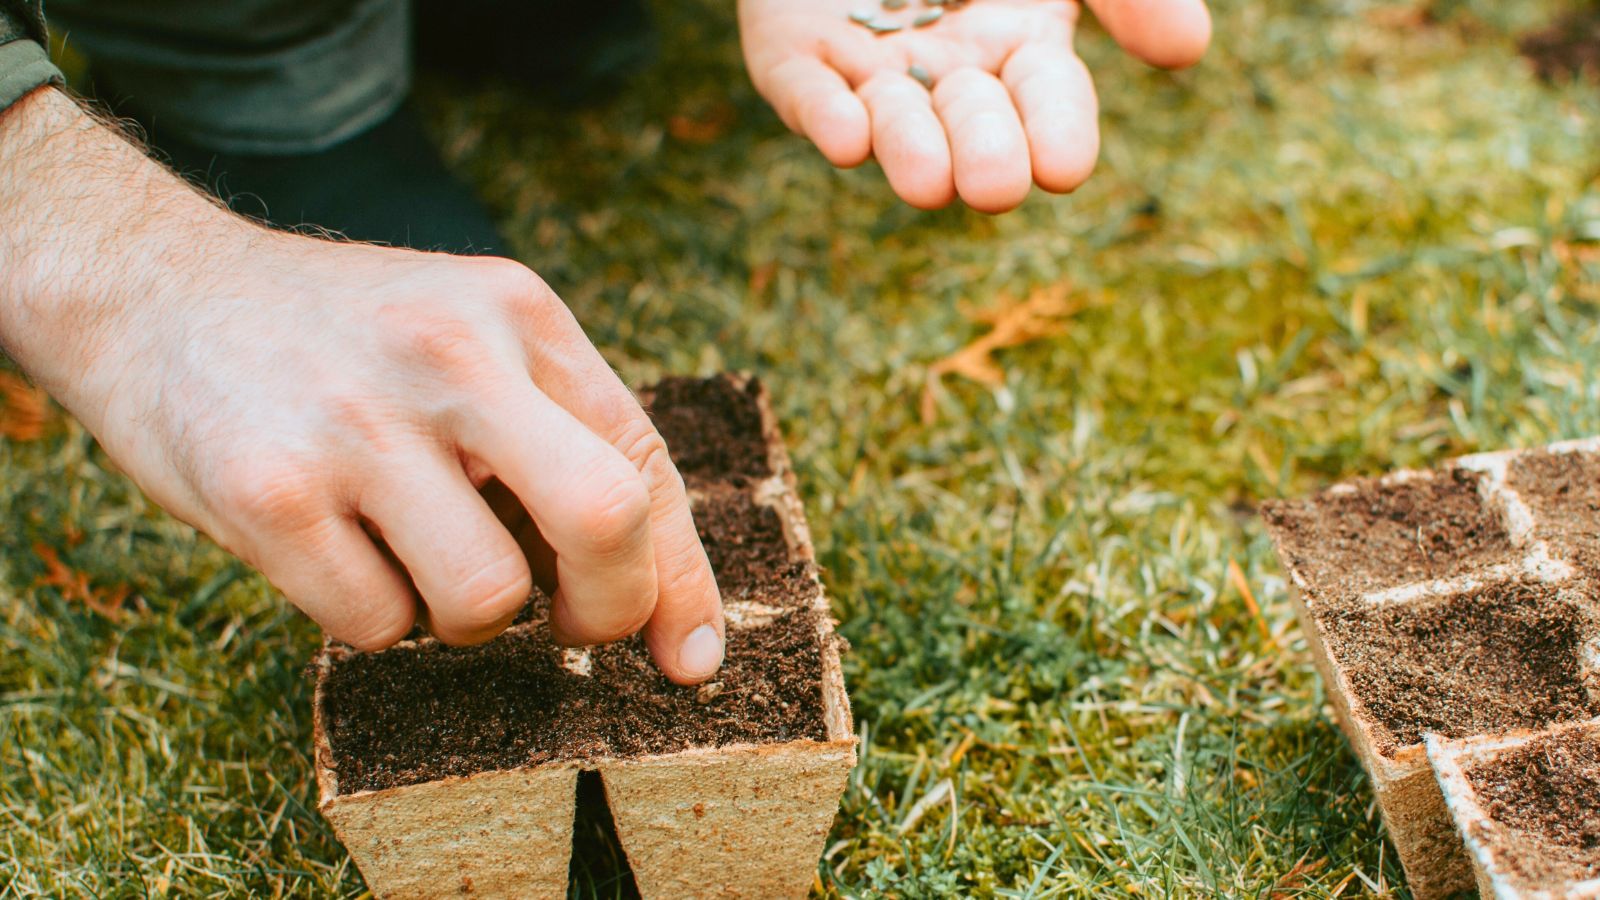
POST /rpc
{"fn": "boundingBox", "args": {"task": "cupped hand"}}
[739,0,1211,212]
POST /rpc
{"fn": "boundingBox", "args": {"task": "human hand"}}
[739,0,1210,212]
[0,90,724,682]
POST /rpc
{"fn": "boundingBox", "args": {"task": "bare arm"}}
[0,87,726,681]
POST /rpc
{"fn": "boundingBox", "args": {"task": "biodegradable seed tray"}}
[1261,438,1600,899]
[311,375,856,899]
[1428,719,1600,899]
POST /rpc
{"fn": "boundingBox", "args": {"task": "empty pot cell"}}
[647,375,772,481]
[1261,468,1515,595]
[1317,578,1600,757]
[1466,727,1600,892]
[693,485,818,603]
[1507,449,1600,567]
[318,608,831,795]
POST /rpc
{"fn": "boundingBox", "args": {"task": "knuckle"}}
[656,537,719,606]
[216,456,322,529]
[482,259,556,312]
[614,419,680,494]
[572,471,652,560]
[375,305,493,382]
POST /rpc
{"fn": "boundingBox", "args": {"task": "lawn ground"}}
[5,0,1600,896]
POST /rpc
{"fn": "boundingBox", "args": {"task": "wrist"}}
[0,88,256,403]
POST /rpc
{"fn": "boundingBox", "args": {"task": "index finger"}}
[500,276,725,685]
[756,55,872,168]
[1001,44,1099,194]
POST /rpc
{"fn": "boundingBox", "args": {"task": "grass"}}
[5,0,1600,895]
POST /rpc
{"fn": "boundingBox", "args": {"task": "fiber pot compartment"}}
[310,375,855,899]
[1263,451,1600,899]
[1428,719,1600,900]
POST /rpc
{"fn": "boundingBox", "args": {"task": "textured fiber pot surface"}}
[1428,720,1600,900]
[1262,438,1600,899]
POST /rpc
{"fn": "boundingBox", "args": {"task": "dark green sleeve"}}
[0,1,64,114]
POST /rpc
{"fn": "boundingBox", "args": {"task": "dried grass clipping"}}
[0,371,51,442]
[33,543,129,621]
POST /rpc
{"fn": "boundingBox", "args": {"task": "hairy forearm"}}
[0,87,254,412]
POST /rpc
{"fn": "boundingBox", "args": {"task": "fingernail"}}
[679,624,724,680]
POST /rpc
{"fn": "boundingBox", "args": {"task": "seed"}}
[908,64,934,89]
[882,0,908,8]
[849,9,876,25]
[869,20,903,32]
[926,0,946,6]
[696,682,724,704]
[913,7,943,26]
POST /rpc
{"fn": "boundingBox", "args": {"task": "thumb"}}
[1082,0,1212,70]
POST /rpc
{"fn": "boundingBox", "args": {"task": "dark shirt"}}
[0,0,45,44]
[0,0,65,115]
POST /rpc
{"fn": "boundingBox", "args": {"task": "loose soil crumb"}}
[1318,578,1600,756]
[1261,469,1514,595]
[692,485,817,603]
[1468,728,1600,889]
[1520,7,1600,83]
[1507,450,1600,569]
[648,375,772,480]
[320,608,829,794]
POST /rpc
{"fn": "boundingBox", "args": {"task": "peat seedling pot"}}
[1262,442,1600,899]
[310,375,855,899]
[1428,719,1600,899]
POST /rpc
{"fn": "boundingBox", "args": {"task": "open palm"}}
[739,0,1211,212]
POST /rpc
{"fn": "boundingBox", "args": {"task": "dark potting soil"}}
[1468,728,1600,888]
[647,376,772,481]
[692,485,816,603]
[1318,578,1600,756]
[1507,450,1600,568]
[1520,7,1600,83]
[320,607,831,794]
[1260,468,1514,595]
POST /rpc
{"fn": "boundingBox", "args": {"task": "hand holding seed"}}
[739,0,1211,212]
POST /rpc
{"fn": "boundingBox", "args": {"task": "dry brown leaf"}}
[1364,2,1434,29]
[0,371,51,442]
[1271,851,1329,898]
[921,283,1085,423]
[33,542,129,621]
[1554,239,1600,268]
[668,101,736,144]
[748,260,779,298]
